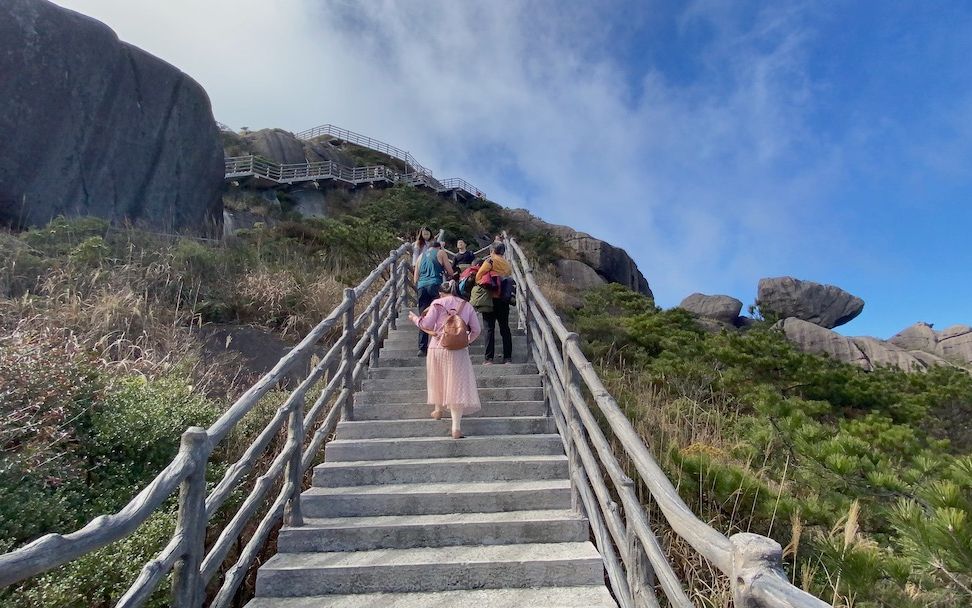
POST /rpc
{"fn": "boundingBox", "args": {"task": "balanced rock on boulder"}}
[757,277,864,329]
[678,293,743,325]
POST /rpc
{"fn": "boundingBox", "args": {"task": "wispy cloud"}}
[51,0,972,335]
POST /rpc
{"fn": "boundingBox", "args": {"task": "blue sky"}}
[55,0,972,338]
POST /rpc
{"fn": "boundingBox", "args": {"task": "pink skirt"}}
[426,347,481,414]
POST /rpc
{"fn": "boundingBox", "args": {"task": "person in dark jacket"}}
[475,243,513,364]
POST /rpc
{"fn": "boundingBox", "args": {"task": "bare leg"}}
[450,406,464,438]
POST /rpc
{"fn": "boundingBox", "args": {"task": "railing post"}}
[370,299,381,367]
[341,288,356,421]
[523,286,532,354]
[171,427,211,608]
[625,509,656,606]
[729,533,784,608]
[389,250,400,330]
[562,332,583,512]
[283,393,304,528]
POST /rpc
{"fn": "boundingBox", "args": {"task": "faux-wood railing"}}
[0,243,417,606]
[505,234,829,608]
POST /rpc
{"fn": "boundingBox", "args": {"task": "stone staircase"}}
[246,312,617,607]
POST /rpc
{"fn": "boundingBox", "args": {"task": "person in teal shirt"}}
[414,241,454,355]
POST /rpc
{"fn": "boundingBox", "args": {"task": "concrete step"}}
[375,353,531,367]
[355,386,543,405]
[313,455,568,487]
[361,374,541,391]
[301,479,571,517]
[351,400,545,421]
[367,363,536,379]
[255,542,604,596]
[245,585,617,607]
[335,416,556,439]
[324,434,563,461]
[276,509,588,552]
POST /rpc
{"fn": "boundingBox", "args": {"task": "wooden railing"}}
[505,234,829,608]
[0,243,418,606]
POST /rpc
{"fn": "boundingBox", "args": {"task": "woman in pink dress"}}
[408,280,482,438]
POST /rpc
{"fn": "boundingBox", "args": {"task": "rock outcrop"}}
[555,259,607,290]
[249,129,307,164]
[678,293,743,325]
[0,0,224,234]
[938,325,972,363]
[505,209,652,297]
[889,322,972,366]
[757,277,864,329]
[222,128,353,166]
[775,318,872,369]
[776,318,947,372]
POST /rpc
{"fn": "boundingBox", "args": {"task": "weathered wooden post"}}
[729,533,784,608]
[389,249,400,330]
[283,393,304,528]
[369,299,381,367]
[522,282,532,354]
[171,427,211,607]
[341,288,356,421]
[562,332,583,512]
[625,510,656,607]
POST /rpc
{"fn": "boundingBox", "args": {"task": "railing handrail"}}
[0,239,424,606]
[504,232,829,608]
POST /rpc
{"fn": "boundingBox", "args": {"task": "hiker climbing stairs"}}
[246,307,617,607]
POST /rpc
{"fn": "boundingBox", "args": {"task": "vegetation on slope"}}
[560,283,972,607]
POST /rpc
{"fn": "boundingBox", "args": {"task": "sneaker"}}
[500,358,510,364]
[417,349,427,357]
[483,359,493,366]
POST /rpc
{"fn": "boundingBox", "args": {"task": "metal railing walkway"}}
[225,124,485,200]
[0,231,830,607]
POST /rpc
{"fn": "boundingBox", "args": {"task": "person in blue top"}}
[414,241,454,356]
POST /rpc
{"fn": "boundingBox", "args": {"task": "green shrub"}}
[5,510,176,608]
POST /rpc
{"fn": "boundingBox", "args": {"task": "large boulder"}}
[889,322,940,352]
[888,322,972,366]
[776,318,948,372]
[775,318,871,369]
[937,324,972,364]
[757,277,864,328]
[504,209,652,297]
[850,337,945,372]
[555,259,606,290]
[678,293,743,325]
[0,0,224,234]
[249,129,306,164]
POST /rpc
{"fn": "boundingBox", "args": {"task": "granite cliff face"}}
[0,0,224,234]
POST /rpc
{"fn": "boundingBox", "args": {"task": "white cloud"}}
[52,0,854,308]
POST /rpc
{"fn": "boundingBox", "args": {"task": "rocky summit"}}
[757,276,864,329]
[0,0,224,234]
